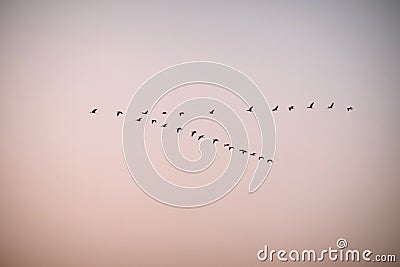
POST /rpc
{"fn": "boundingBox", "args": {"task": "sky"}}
[0,1,399,266]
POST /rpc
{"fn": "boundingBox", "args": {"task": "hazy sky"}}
[0,1,399,266]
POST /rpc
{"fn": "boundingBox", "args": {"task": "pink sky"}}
[0,1,399,266]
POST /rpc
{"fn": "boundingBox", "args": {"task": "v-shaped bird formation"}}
[90,101,355,164]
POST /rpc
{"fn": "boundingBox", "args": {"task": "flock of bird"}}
[90,102,354,164]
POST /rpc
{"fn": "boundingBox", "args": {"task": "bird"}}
[250,152,257,156]
[151,119,157,124]
[258,156,264,160]
[307,102,314,109]
[228,146,234,151]
[212,138,219,144]
[247,106,254,112]
[267,159,273,163]
[161,123,168,128]
[347,106,353,111]
[224,143,230,147]
[240,150,248,154]
[209,109,215,114]
[288,105,294,111]
[327,102,334,109]
[142,110,148,115]
[272,105,278,112]
[179,112,184,116]
[136,118,142,122]
[90,108,98,114]
[198,135,205,140]
[191,130,197,137]
[176,127,182,133]
[162,111,167,115]
[116,111,123,117]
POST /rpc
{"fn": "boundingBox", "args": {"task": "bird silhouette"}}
[177,127,182,133]
[151,119,157,124]
[162,111,167,115]
[224,143,230,147]
[209,109,215,114]
[116,111,123,117]
[191,130,197,137]
[179,112,184,116]
[90,108,98,114]
[288,105,294,111]
[212,138,219,144]
[258,156,264,160]
[327,102,334,109]
[347,106,353,111]
[228,146,234,151]
[161,123,167,128]
[267,159,273,163]
[250,152,257,156]
[240,149,248,154]
[272,105,278,112]
[142,110,148,115]
[198,135,205,140]
[136,118,142,122]
[307,102,314,109]
[247,106,254,112]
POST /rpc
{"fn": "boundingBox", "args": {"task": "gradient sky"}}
[0,1,399,266]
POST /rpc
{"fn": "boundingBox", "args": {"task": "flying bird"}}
[142,110,148,115]
[191,130,197,137]
[161,123,168,128]
[327,102,334,109]
[151,119,157,124]
[136,118,142,122]
[162,111,167,115]
[212,138,219,144]
[176,127,182,133]
[307,102,314,109]
[209,109,215,114]
[288,105,294,111]
[198,135,205,140]
[272,105,278,112]
[228,146,234,151]
[247,106,254,112]
[224,143,230,147]
[267,159,273,163]
[250,152,257,156]
[90,108,98,114]
[240,149,248,154]
[258,156,264,160]
[179,112,184,116]
[347,106,353,111]
[116,111,123,117]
